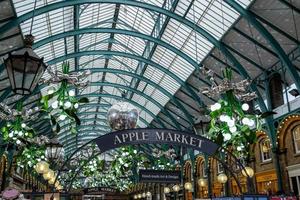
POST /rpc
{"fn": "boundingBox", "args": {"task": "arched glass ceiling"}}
[6,0,300,155]
[10,0,253,129]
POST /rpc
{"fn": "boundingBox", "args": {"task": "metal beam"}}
[45,51,200,122]
[35,68,194,126]
[128,0,180,105]
[32,27,210,87]
[224,0,300,91]
[0,0,232,107]
[277,0,300,15]
[92,3,121,132]
[0,89,11,102]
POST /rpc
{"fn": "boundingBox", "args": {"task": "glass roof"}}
[8,0,255,150]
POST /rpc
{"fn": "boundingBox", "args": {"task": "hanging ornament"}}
[200,67,257,101]
[39,62,90,133]
[202,67,264,158]
[0,102,40,121]
[107,102,139,130]
[39,64,91,88]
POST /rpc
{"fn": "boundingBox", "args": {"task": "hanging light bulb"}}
[198,178,207,187]
[172,184,180,192]
[184,182,193,191]
[242,166,254,178]
[217,173,228,184]
[164,187,170,194]
[43,169,54,180]
[146,192,151,197]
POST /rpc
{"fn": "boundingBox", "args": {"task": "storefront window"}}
[260,138,272,162]
[293,125,300,154]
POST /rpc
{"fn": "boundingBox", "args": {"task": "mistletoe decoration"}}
[0,102,49,170]
[40,62,90,133]
[202,67,264,158]
[151,147,177,170]
[1,103,36,146]
[16,145,47,169]
[111,146,149,176]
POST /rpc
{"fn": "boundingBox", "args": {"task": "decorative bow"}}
[0,103,40,121]
[200,68,257,101]
[40,67,91,88]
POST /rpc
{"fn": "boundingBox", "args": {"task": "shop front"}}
[255,170,278,195]
[287,163,300,196]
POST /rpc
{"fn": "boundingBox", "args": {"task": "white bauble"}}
[229,126,237,133]
[214,103,221,110]
[68,90,75,96]
[74,103,79,109]
[223,133,232,141]
[64,101,72,109]
[59,114,67,121]
[51,101,59,109]
[227,120,235,127]
[248,119,255,127]
[242,103,249,111]
[242,118,250,125]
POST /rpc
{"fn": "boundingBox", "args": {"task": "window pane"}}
[293,126,300,153]
[260,138,271,162]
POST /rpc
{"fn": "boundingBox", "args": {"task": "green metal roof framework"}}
[0,0,299,191]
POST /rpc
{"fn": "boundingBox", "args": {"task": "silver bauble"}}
[107,102,139,130]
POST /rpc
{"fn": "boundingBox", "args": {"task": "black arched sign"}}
[55,128,248,194]
[95,128,219,155]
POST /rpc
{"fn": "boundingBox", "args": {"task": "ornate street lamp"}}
[45,137,64,164]
[4,34,47,95]
[217,173,228,196]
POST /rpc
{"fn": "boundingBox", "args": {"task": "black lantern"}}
[45,137,64,164]
[4,34,47,95]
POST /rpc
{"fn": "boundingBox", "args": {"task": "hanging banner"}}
[95,128,219,155]
[139,169,181,183]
